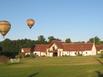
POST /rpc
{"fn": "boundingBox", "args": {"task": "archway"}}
[53,52,58,56]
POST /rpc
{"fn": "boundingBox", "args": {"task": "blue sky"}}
[0,0,103,41]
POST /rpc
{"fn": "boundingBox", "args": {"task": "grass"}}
[0,56,103,77]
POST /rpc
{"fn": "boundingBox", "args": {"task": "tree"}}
[65,38,71,43]
[0,38,35,58]
[88,36,101,44]
[0,46,2,55]
[48,36,56,42]
[37,35,47,44]
[0,38,18,58]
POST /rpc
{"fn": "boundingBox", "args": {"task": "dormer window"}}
[53,47,55,51]
[86,52,87,54]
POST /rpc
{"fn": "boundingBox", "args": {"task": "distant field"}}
[0,56,103,77]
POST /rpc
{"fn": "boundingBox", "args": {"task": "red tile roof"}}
[21,40,94,53]
[48,40,63,48]
[96,45,103,51]
[62,43,93,51]
[34,44,48,52]
[33,40,93,52]
[21,48,31,53]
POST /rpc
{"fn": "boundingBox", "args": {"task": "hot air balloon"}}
[0,20,11,37]
[26,18,35,29]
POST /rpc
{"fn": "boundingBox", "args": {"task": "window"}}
[86,52,87,54]
[53,47,55,51]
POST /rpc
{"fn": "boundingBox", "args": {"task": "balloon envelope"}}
[26,19,35,29]
[0,20,11,37]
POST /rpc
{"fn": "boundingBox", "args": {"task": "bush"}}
[100,51,103,58]
[0,51,18,58]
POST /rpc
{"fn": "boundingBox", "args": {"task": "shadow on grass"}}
[96,71,103,77]
[28,72,39,77]
[96,59,103,65]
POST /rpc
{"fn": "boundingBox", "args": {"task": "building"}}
[21,48,31,56]
[96,45,103,54]
[21,40,97,57]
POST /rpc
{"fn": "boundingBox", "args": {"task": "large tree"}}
[48,36,56,42]
[0,39,18,58]
[0,38,35,58]
[36,35,47,44]
[65,38,71,43]
[88,36,101,44]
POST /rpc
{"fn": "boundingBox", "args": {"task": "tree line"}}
[0,35,103,58]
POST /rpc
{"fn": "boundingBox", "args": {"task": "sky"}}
[0,0,103,41]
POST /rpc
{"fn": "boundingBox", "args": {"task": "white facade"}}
[25,52,30,56]
[33,51,41,56]
[21,42,97,57]
[91,44,97,55]
[21,49,30,56]
[33,51,46,56]
[46,43,96,57]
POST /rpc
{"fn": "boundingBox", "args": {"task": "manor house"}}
[21,40,99,57]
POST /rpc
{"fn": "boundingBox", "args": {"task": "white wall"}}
[25,52,30,56]
[62,51,78,56]
[33,51,47,56]
[46,51,53,57]
[62,51,70,56]
[33,51,41,56]
[31,44,97,57]
[82,44,96,56]
[21,49,30,56]
[69,51,76,56]
[49,43,58,51]
[62,50,94,56]
[82,51,92,56]
[47,43,64,57]
[47,52,53,57]
[61,44,97,56]
[41,52,46,56]
[21,49,24,52]
[58,49,63,56]
[91,44,96,55]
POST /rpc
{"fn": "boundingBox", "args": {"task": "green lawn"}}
[0,56,103,77]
